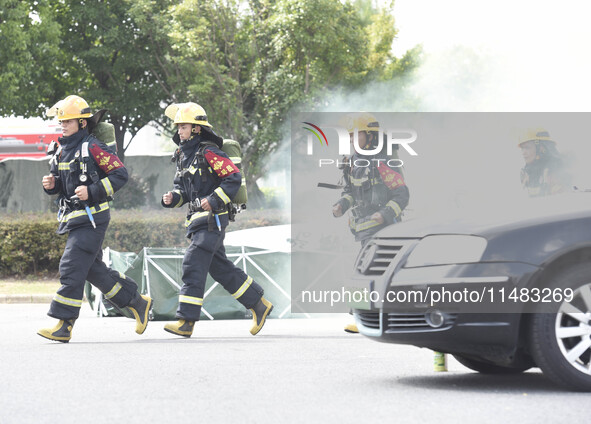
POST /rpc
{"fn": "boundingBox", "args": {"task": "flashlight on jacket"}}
[214,213,221,231]
[70,195,96,229]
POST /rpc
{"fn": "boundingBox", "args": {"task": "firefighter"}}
[161,102,273,337]
[38,95,152,343]
[518,128,570,197]
[333,113,410,243]
[333,113,410,332]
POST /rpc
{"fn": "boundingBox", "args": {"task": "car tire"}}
[529,262,591,391]
[453,355,531,374]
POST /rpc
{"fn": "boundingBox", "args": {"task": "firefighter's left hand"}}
[371,212,384,224]
[75,186,89,201]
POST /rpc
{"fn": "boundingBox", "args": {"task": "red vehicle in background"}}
[0,122,61,161]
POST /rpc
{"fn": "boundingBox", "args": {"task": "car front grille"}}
[385,312,458,332]
[358,312,458,332]
[356,238,411,276]
[358,312,380,329]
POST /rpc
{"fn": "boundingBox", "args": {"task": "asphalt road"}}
[0,304,588,424]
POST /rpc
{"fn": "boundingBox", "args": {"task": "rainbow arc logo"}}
[302,122,328,147]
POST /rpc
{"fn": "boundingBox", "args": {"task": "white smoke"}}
[310,0,591,218]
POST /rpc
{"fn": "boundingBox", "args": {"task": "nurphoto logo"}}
[302,122,418,168]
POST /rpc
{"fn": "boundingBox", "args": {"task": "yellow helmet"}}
[47,95,92,121]
[341,112,380,134]
[518,128,555,147]
[164,102,212,128]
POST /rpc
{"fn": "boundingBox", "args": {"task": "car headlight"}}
[404,235,487,268]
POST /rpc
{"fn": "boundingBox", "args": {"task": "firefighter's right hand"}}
[42,174,55,190]
[332,203,343,217]
[162,192,173,205]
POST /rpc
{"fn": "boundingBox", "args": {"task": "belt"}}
[58,201,109,223]
[185,210,228,228]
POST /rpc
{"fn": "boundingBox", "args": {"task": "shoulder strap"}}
[196,141,218,156]
[80,140,100,183]
[81,141,90,160]
[195,141,219,182]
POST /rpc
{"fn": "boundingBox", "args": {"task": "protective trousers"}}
[48,222,138,320]
[177,226,264,321]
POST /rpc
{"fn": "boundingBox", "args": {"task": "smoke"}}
[304,0,591,219]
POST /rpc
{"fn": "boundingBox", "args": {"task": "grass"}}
[0,279,60,295]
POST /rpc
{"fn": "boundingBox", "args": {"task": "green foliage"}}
[47,0,175,158]
[0,218,66,276]
[0,0,65,116]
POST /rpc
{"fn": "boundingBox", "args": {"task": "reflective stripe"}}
[229,157,241,164]
[343,194,354,208]
[104,282,122,299]
[350,176,368,185]
[214,187,231,204]
[351,176,381,187]
[350,218,382,232]
[173,190,184,208]
[58,161,78,171]
[179,295,203,306]
[53,294,83,308]
[184,210,228,227]
[185,211,209,227]
[61,202,109,223]
[232,276,253,300]
[101,177,114,197]
[385,200,402,217]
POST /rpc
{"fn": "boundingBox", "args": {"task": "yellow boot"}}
[127,294,153,335]
[344,323,359,333]
[164,320,195,338]
[37,319,76,343]
[250,297,273,335]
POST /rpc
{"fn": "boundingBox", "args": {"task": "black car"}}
[350,192,591,391]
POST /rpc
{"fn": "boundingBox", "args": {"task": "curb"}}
[0,294,54,304]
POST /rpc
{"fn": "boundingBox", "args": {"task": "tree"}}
[46,0,177,159]
[0,0,67,116]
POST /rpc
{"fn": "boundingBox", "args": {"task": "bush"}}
[0,218,66,276]
[0,208,289,277]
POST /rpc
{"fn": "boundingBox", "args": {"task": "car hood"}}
[377,193,591,239]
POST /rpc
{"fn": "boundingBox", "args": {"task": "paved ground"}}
[0,304,588,424]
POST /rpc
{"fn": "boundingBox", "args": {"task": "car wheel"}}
[529,263,591,391]
[453,355,531,374]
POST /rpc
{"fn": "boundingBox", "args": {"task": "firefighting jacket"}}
[335,152,409,241]
[520,160,568,197]
[44,128,128,234]
[162,133,241,235]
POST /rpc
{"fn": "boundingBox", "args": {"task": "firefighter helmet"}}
[47,95,92,121]
[342,112,380,134]
[518,128,555,147]
[164,102,212,128]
